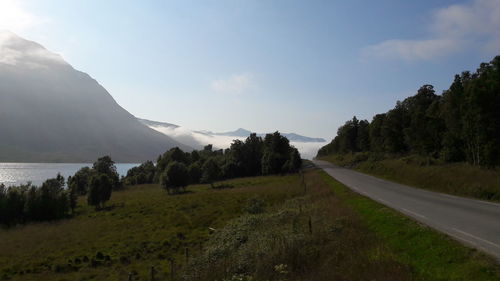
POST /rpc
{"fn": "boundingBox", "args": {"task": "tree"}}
[93,156,120,190]
[87,174,112,209]
[369,114,386,152]
[201,158,221,188]
[124,161,156,185]
[68,184,78,214]
[160,161,189,194]
[261,132,291,174]
[243,133,264,176]
[68,167,92,195]
[188,162,202,184]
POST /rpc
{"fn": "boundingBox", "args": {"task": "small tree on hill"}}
[87,174,112,209]
[188,162,202,184]
[68,167,93,195]
[93,156,120,190]
[161,161,189,194]
[201,158,221,188]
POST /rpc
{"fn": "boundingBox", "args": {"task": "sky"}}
[1,0,500,141]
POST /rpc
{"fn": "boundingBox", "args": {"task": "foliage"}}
[87,174,112,209]
[201,158,221,187]
[0,174,71,226]
[127,132,302,193]
[318,56,500,167]
[93,156,121,190]
[160,161,189,194]
[123,161,156,185]
[68,167,93,195]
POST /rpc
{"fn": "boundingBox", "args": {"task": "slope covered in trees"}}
[318,56,500,167]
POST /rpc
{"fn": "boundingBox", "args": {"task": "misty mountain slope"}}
[0,31,189,162]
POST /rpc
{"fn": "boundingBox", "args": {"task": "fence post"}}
[308,216,312,234]
[185,247,189,264]
[150,266,155,281]
[169,258,175,281]
[128,272,132,281]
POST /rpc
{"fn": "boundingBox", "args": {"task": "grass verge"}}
[320,153,500,201]
[181,168,413,281]
[319,169,500,281]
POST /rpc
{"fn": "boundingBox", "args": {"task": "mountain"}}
[0,31,189,163]
[213,129,326,143]
[215,128,253,137]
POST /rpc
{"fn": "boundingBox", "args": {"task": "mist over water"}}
[0,163,138,187]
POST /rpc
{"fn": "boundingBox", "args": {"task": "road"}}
[313,160,500,260]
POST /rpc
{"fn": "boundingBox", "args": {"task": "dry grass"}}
[181,169,413,281]
[321,153,500,201]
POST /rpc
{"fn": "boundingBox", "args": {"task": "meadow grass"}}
[320,153,500,201]
[181,168,413,281]
[2,167,499,281]
[0,175,302,281]
[319,170,500,281]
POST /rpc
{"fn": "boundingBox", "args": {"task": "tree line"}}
[317,56,500,167]
[123,131,302,193]
[0,132,301,226]
[0,156,120,226]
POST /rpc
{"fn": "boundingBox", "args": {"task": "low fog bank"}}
[149,125,325,159]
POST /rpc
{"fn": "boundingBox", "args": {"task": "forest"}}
[317,56,500,167]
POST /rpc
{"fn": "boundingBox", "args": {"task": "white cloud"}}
[211,73,252,95]
[362,0,500,61]
[0,0,45,33]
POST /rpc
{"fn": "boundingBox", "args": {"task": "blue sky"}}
[1,0,499,140]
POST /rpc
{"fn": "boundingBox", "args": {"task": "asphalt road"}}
[313,160,500,260]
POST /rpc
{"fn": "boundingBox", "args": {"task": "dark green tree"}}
[160,161,189,194]
[68,167,92,195]
[201,158,221,188]
[87,174,112,209]
[93,156,120,190]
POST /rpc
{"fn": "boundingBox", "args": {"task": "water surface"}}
[0,163,138,187]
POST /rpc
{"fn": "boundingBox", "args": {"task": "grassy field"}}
[320,153,500,201]
[0,176,302,281]
[1,167,499,281]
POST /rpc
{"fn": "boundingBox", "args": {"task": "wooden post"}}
[128,272,132,281]
[308,216,312,234]
[150,266,155,281]
[185,247,189,264]
[169,259,175,281]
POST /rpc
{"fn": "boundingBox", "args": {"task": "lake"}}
[0,163,139,187]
